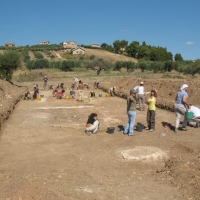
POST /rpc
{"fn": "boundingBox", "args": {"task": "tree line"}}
[101,40,184,62]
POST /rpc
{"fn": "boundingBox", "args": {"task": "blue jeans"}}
[124,111,136,136]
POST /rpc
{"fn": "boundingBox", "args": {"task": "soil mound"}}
[0,80,26,130]
[100,77,200,111]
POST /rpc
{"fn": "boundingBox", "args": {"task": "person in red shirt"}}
[56,90,65,99]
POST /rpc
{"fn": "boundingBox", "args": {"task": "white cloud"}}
[120,29,129,33]
[186,41,194,45]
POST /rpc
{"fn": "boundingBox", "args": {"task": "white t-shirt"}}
[138,86,144,94]
[133,86,139,91]
[188,106,200,118]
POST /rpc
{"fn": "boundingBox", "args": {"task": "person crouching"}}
[88,91,95,98]
[85,113,100,135]
[56,90,65,99]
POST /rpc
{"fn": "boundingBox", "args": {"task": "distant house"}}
[120,46,126,51]
[63,41,77,51]
[5,43,15,47]
[40,41,50,45]
[90,43,100,48]
[71,47,85,55]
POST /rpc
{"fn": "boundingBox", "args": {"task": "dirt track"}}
[0,80,199,200]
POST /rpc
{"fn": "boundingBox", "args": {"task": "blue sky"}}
[0,0,199,60]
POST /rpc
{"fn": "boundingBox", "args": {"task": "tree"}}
[113,40,121,53]
[126,41,140,58]
[90,55,95,60]
[101,43,113,52]
[138,62,147,72]
[0,50,21,80]
[164,60,174,72]
[113,40,128,53]
[174,53,183,61]
[183,61,200,76]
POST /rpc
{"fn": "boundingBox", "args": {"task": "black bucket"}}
[107,127,115,134]
[136,124,144,132]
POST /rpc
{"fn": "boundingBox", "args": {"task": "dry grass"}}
[84,48,138,63]
[1,48,138,63]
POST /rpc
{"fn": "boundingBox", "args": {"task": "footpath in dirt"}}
[0,81,199,200]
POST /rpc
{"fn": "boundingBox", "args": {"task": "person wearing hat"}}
[138,81,146,111]
[123,89,137,136]
[174,84,190,132]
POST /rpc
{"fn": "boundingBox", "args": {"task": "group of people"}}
[123,85,157,136]
[24,84,40,100]
[50,77,100,101]
[85,82,200,136]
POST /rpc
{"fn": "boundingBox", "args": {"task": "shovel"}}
[160,128,168,137]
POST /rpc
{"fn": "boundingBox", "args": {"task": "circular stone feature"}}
[121,146,168,162]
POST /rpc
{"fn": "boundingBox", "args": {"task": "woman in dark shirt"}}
[85,113,99,135]
[123,89,137,136]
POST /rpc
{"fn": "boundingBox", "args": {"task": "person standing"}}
[145,89,157,132]
[138,82,146,111]
[43,76,48,89]
[174,84,190,132]
[74,77,79,90]
[123,89,137,136]
[77,80,85,101]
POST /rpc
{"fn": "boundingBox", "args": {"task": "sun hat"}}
[180,84,188,90]
[130,89,137,94]
[140,81,144,85]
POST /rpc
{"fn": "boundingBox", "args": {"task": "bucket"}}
[66,95,70,99]
[185,112,193,119]
[37,96,41,101]
[107,127,115,134]
[40,94,44,98]
[99,94,102,97]
[66,87,69,90]
[119,87,124,91]
[136,124,144,132]
[89,98,93,102]
[105,93,110,97]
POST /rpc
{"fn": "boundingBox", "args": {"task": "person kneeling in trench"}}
[56,90,65,99]
[85,113,100,135]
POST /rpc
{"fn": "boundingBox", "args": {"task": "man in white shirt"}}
[137,82,146,111]
[74,77,79,89]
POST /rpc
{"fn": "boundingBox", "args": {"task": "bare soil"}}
[0,76,199,200]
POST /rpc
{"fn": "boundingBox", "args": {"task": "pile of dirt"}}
[156,146,200,199]
[0,80,26,130]
[100,77,200,111]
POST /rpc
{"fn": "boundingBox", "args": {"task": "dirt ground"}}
[0,76,199,200]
